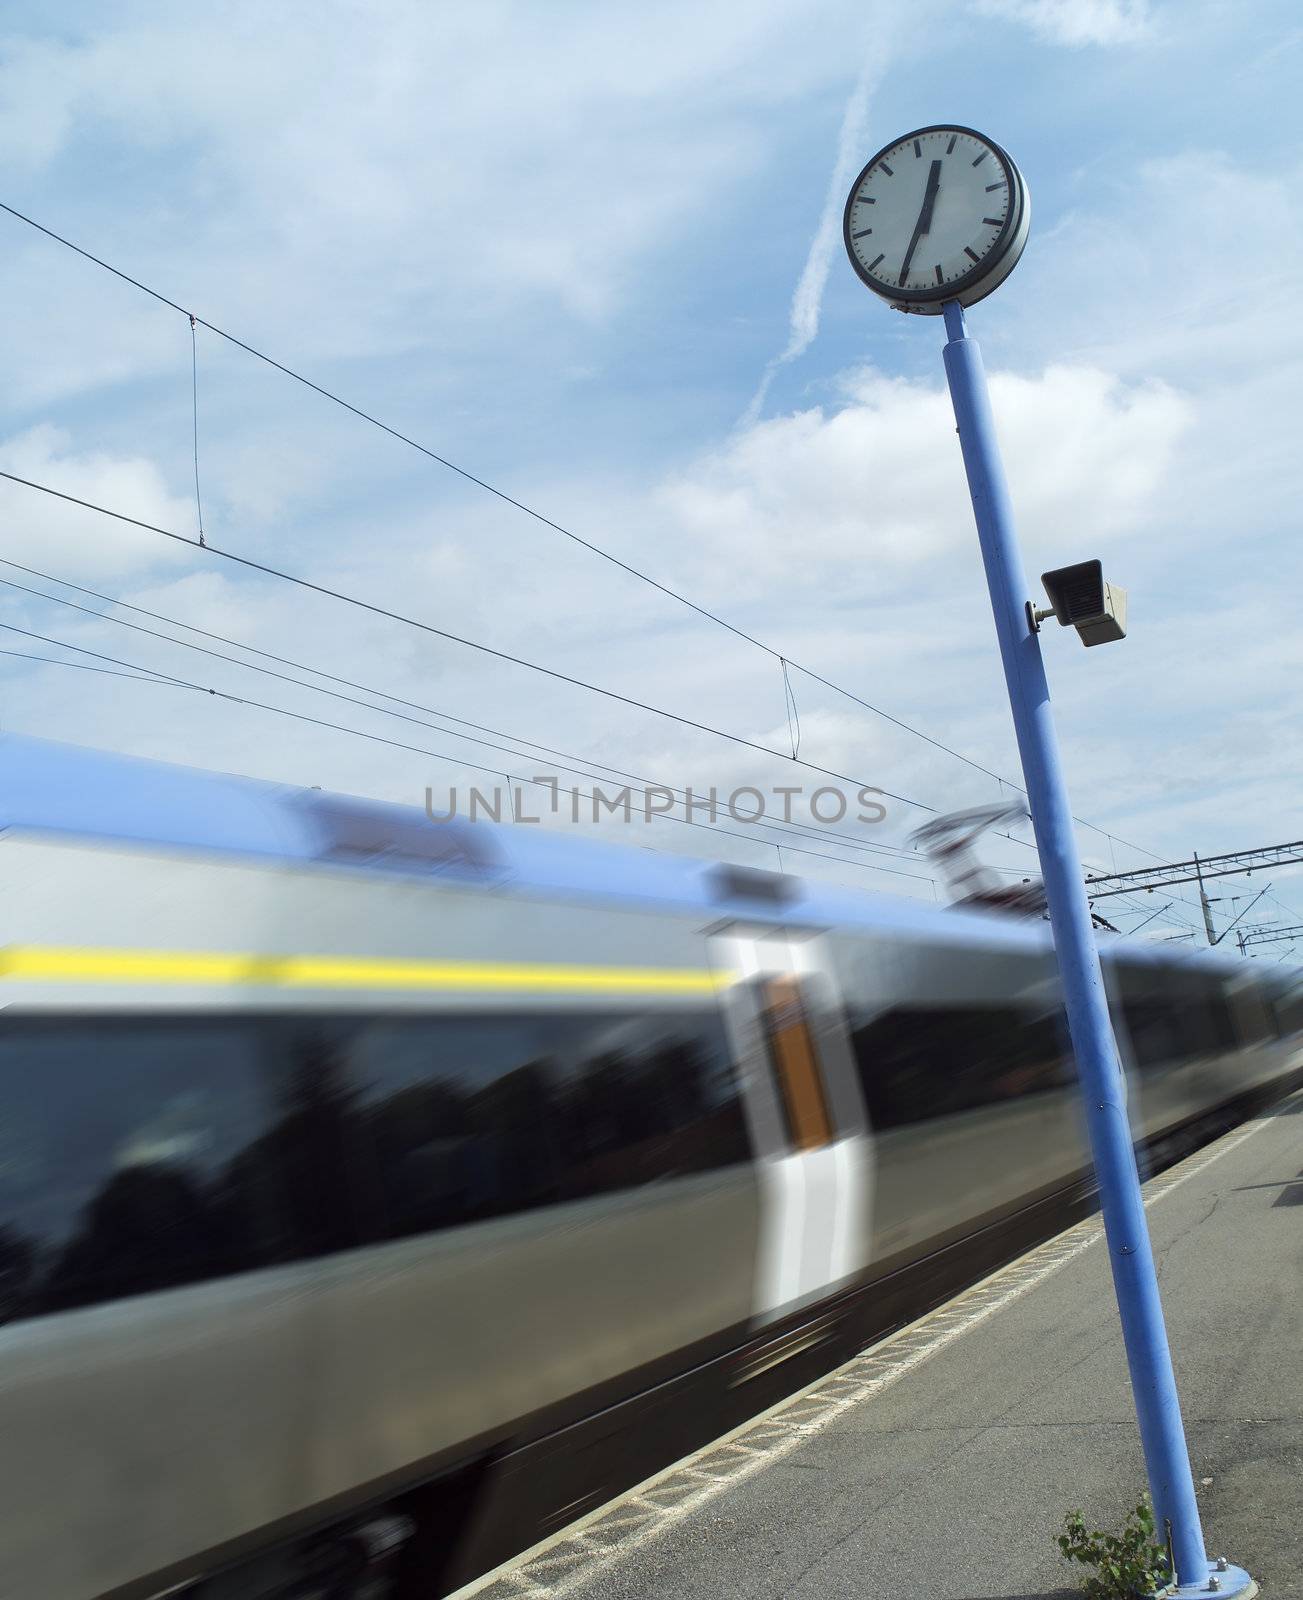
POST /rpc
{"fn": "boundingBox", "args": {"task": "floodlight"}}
[1038,560,1127,647]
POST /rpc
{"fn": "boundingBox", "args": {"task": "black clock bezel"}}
[842,124,1025,308]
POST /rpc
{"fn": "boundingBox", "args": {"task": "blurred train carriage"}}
[0,735,1298,1600]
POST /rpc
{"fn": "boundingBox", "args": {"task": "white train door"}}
[712,925,872,1323]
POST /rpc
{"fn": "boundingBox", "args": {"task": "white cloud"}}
[1020,151,1303,385]
[0,1,885,343]
[1011,146,1303,601]
[664,363,1189,594]
[973,0,1153,47]
[0,425,194,580]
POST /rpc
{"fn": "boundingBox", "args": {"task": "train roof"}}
[0,732,1275,981]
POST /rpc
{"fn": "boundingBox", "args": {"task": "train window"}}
[0,1008,751,1314]
[553,1009,750,1195]
[1117,993,1184,1069]
[0,1019,281,1323]
[847,1003,1070,1130]
[1227,980,1275,1048]
[1268,981,1302,1041]
[1117,967,1237,1067]
[1192,979,1237,1055]
[319,1015,565,1238]
[318,1008,750,1242]
[255,1019,384,1258]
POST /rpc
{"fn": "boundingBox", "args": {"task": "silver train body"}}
[0,735,1297,1600]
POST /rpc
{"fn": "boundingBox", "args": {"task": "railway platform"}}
[455,1088,1303,1600]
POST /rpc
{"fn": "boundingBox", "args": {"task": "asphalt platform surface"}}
[457,1089,1303,1600]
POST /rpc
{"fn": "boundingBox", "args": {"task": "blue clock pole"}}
[938,298,1253,1599]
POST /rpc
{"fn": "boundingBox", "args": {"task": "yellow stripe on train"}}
[0,944,732,996]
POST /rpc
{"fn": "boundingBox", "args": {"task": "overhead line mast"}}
[1238,923,1303,955]
[1084,840,1303,898]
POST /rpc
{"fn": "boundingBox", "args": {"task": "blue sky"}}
[0,0,1300,950]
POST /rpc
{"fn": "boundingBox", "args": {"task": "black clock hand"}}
[916,158,942,234]
[899,159,942,285]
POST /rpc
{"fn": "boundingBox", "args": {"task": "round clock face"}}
[843,125,1029,313]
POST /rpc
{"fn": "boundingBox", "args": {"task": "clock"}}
[842,125,1030,313]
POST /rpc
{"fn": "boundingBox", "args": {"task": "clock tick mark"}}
[934,264,944,284]
[946,135,957,153]
[913,139,921,157]
[972,151,989,166]
[880,161,894,176]
[852,228,872,239]
[964,246,980,263]
[856,195,875,203]
[985,180,1006,192]
[867,253,884,271]
[981,217,1003,226]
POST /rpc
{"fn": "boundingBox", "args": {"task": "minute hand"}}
[899,159,942,286]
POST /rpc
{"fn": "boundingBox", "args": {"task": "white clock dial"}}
[843,125,1029,313]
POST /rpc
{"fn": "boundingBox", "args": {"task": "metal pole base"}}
[1160,1560,1256,1598]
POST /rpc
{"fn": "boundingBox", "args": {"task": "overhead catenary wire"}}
[1264,887,1303,923]
[0,466,938,817]
[0,561,922,866]
[1110,896,1196,938]
[0,198,1173,874]
[1114,901,1171,935]
[0,200,773,653]
[0,474,1073,870]
[0,646,174,684]
[0,619,936,886]
[0,629,1214,938]
[1106,887,1201,935]
[0,559,1212,935]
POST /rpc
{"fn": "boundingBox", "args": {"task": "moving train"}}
[0,734,1298,1600]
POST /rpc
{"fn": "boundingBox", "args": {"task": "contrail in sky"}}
[739,55,882,431]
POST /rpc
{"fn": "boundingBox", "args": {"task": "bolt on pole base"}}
[1158,1560,1256,1598]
